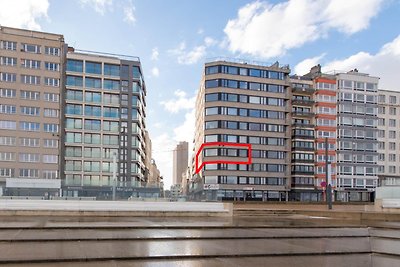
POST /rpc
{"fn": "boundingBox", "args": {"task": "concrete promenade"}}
[0,200,399,266]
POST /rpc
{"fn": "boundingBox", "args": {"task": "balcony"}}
[292,111,315,117]
[291,159,315,164]
[292,99,315,106]
[292,146,314,152]
[292,134,315,140]
[292,122,315,128]
[292,86,315,94]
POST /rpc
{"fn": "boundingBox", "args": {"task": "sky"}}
[1,0,400,189]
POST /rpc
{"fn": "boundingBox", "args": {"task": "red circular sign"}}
[321,181,326,187]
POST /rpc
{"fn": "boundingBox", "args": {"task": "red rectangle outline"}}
[195,142,252,174]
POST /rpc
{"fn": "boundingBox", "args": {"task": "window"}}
[21,43,40,53]
[390,107,397,115]
[1,41,17,50]
[103,135,118,145]
[45,46,60,56]
[389,119,396,127]
[205,66,219,75]
[103,121,118,132]
[19,169,39,178]
[390,96,397,104]
[41,155,58,164]
[66,75,83,87]
[44,93,59,102]
[84,161,101,172]
[132,66,141,79]
[84,120,101,131]
[0,152,15,161]
[19,153,40,162]
[85,61,102,74]
[66,90,83,101]
[21,75,40,85]
[44,108,59,117]
[103,79,120,90]
[205,107,218,116]
[0,120,16,130]
[65,161,82,171]
[205,79,218,88]
[43,123,58,133]
[0,56,17,66]
[0,136,16,146]
[43,139,58,148]
[85,92,101,103]
[45,62,60,71]
[103,107,119,118]
[43,170,58,179]
[65,132,82,143]
[44,77,60,87]
[0,88,16,98]
[67,60,83,72]
[84,105,101,117]
[19,122,40,132]
[65,104,82,115]
[0,104,16,114]
[85,77,102,88]
[0,168,14,177]
[20,106,40,116]
[104,64,120,76]
[21,59,41,69]
[0,72,16,82]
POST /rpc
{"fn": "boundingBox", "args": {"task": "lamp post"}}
[325,137,332,209]
[112,152,117,201]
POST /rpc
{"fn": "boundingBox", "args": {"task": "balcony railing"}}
[292,99,315,106]
[292,111,315,117]
[292,86,315,94]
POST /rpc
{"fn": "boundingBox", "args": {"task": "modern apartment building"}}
[336,70,379,202]
[194,59,291,201]
[172,141,188,186]
[377,90,400,186]
[289,76,317,201]
[0,26,65,197]
[313,75,337,199]
[62,48,148,199]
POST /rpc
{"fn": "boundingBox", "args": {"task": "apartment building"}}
[289,77,317,201]
[0,26,65,197]
[336,70,379,202]
[194,59,291,201]
[62,48,148,199]
[377,90,400,186]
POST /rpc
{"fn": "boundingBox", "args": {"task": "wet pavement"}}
[0,207,399,266]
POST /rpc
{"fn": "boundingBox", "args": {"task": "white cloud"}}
[160,90,196,113]
[197,28,204,35]
[0,0,49,30]
[151,47,159,61]
[294,53,326,75]
[169,42,206,65]
[204,37,217,47]
[173,110,195,151]
[79,0,113,15]
[151,67,160,77]
[123,0,136,24]
[224,0,383,58]
[169,37,217,65]
[296,35,400,90]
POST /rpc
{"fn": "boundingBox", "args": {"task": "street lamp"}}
[325,137,332,209]
[112,152,117,201]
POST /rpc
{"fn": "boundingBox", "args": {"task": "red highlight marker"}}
[195,142,252,174]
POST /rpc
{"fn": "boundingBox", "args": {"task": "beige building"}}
[378,89,400,185]
[172,141,188,186]
[194,59,291,201]
[0,26,65,197]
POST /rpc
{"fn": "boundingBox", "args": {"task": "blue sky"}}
[1,0,400,188]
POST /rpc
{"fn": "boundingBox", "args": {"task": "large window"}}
[67,60,83,72]
[85,61,102,74]
[66,76,83,87]
[104,64,120,76]
[103,79,120,90]
[85,77,101,88]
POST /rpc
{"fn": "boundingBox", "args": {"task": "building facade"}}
[195,59,291,201]
[0,26,65,197]
[62,48,148,199]
[289,77,317,201]
[336,70,379,202]
[377,90,400,186]
[172,141,188,186]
